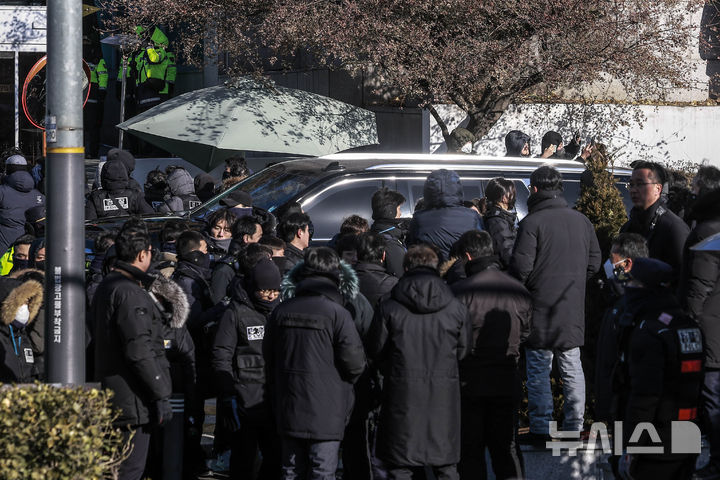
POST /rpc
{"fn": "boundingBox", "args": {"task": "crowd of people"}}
[0,142,718,480]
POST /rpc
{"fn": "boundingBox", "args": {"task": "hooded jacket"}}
[148,275,195,402]
[107,148,142,192]
[367,266,469,466]
[166,168,202,212]
[0,277,43,383]
[452,257,531,397]
[408,170,483,261]
[510,190,601,349]
[264,262,367,440]
[85,160,154,220]
[91,261,172,426]
[0,171,45,254]
[680,189,720,367]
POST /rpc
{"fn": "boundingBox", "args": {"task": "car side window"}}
[302,179,382,242]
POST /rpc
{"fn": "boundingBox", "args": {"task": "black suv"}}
[190,153,633,243]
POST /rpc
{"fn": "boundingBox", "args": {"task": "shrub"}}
[0,383,130,480]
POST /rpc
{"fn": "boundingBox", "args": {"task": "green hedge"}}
[0,383,130,480]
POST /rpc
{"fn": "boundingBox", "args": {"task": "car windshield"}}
[190,163,321,221]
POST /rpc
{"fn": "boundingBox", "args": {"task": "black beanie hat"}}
[251,258,281,291]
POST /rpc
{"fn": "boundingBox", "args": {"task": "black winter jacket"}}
[510,190,601,349]
[85,160,154,220]
[367,267,469,466]
[452,257,532,397]
[91,262,172,426]
[621,199,689,275]
[282,243,304,274]
[680,189,720,367]
[369,218,407,278]
[264,272,366,440]
[407,170,483,261]
[0,278,43,383]
[483,205,517,268]
[211,282,270,408]
[0,171,45,254]
[148,275,197,412]
[355,262,398,308]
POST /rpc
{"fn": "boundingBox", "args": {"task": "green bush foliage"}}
[575,145,628,258]
[0,383,130,480]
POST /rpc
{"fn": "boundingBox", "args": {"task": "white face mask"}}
[14,304,30,326]
[603,258,628,280]
[460,143,473,154]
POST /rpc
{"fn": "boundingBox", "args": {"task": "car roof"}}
[267,153,633,176]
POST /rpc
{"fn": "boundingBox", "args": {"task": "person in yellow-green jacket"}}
[135,27,176,113]
[135,26,176,156]
[84,45,108,158]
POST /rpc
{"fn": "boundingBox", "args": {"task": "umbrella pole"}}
[118,53,128,149]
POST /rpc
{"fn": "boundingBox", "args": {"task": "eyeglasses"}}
[625,181,660,189]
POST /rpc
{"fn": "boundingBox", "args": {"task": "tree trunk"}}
[465,96,513,141]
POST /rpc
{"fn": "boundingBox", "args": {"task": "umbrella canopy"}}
[117,77,379,171]
[691,231,720,252]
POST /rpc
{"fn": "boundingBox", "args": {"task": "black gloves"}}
[153,398,173,426]
[218,396,242,433]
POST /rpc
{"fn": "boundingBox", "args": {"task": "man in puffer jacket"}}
[283,247,375,480]
[264,247,367,480]
[0,276,43,383]
[407,169,483,262]
[212,258,282,480]
[0,157,45,254]
[85,160,154,220]
[367,244,469,480]
[107,148,143,192]
[165,167,203,212]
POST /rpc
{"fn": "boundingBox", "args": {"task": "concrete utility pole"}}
[45,0,86,384]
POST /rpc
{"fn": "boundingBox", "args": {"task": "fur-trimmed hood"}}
[281,259,359,302]
[439,257,460,278]
[0,277,43,326]
[148,274,190,328]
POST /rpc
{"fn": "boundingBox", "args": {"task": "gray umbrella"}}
[117,77,379,171]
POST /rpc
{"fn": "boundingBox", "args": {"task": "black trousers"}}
[342,406,373,480]
[229,405,281,480]
[119,425,151,480]
[386,465,458,480]
[458,395,524,480]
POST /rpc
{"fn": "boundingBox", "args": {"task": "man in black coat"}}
[369,187,408,278]
[407,169,483,262]
[679,165,720,480]
[594,233,649,425]
[620,161,689,276]
[276,212,311,274]
[451,231,530,480]
[354,233,398,308]
[91,220,172,480]
[107,148,143,192]
[367,244,469,480]
[264,247,366,479]
[510,165,601,439]
[85,160,154,220]
[211,258,282,480]
[0,155,45,254]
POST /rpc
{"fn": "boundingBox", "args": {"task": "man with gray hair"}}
[510,165,601,443]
